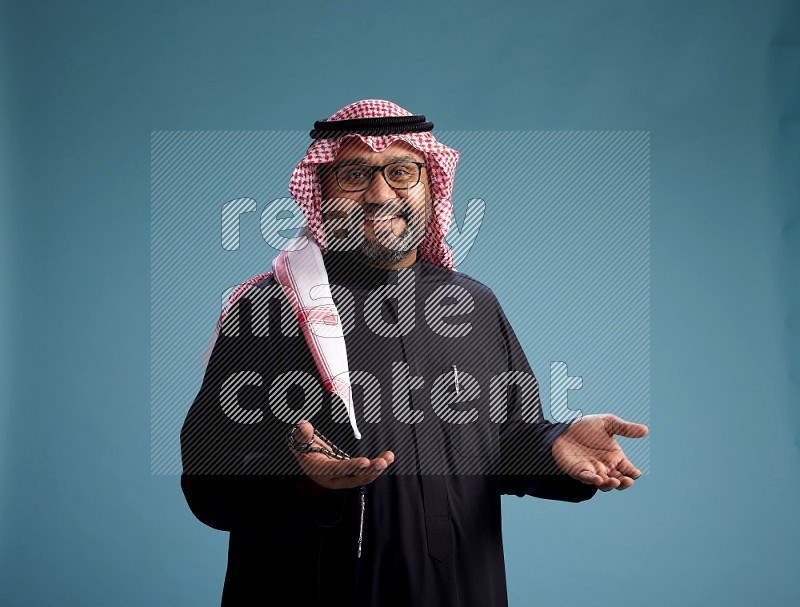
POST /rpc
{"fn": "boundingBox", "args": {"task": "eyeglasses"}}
[330,161,426,193]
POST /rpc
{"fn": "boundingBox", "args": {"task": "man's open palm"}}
[552,414,649,491]
[290,420,395,491]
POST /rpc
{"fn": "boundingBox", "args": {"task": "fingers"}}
[376,450,395,466]
[577,470,603,485]
[576,471,619,491]
[292,420,315,443]
[617,477,635,489]
[574,462,635,492]
[573,460,611,488]
[292,420,336,453]
[597,468,640,491]
[607,470,635,490]
[597,475,621,492]
[301,451,394,479]
[300,457,377,490]
[605,414,649,439]
[353,452,394,478]
[289,421,397,490]
[320,454,394,490]
[616,456,642,480]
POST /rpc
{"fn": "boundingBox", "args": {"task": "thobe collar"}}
[323,249,421,289]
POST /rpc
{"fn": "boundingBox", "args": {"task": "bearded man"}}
[180,99,649,606]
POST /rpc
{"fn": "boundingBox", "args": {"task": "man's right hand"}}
[290,420,395,491]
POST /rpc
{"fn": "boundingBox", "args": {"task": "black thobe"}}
[181,255,597,607]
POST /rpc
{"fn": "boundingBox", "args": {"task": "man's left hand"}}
[552,414,649,492]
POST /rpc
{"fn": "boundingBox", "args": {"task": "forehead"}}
[329,138,425,164]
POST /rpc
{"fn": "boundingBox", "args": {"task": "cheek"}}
[319,171,346,202]
[321,198,365,242]
[319,178,335,203]
[411,190,432,221]
[405,180,427,204]
[320,174,362,217]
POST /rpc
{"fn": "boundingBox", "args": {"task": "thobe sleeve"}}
[179,296,345,532]
[491,298,598,503]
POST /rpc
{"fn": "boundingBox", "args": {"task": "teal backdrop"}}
[1,1,798,605]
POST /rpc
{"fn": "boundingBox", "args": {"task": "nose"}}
[362,167,400,202]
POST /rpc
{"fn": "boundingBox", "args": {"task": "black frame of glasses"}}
[331,161,426,193]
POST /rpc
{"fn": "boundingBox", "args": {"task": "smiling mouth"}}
[365,213,403,222]
[363,212,409,238]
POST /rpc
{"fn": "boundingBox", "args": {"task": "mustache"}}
[363,200,410,218]
[323,198,412,221]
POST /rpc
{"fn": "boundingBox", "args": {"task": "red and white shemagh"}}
[204,100,461,439]
[289,99,460,267]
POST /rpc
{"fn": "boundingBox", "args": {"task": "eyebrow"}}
[330,154,421,169]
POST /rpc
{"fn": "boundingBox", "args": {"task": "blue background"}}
[1,0,798,605]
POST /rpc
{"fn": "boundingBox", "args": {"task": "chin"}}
[358,239,414,265]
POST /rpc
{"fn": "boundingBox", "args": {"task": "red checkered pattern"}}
[214,100,461,335]
[214,270,273,333]
[289,99,460,269]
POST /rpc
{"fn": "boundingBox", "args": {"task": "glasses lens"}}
[336,165,372,191]
[384,162,420,188]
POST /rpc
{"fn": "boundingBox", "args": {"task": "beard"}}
[321,196,431,266]
[358,200,428,265]
[322,198,429,264]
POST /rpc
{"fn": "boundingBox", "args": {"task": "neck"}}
[323,249,419,278]
[359,248,418,270]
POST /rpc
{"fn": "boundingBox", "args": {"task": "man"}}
[180,99,649,606]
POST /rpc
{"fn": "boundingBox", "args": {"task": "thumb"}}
[292,420,314,444]
[607,415,649,439]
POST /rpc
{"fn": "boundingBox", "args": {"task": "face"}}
[320,139,431,269]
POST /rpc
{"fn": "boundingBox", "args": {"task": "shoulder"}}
[228,270,278,305]
[250,273,277,289]
[215,270,277,331]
